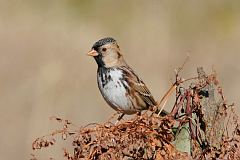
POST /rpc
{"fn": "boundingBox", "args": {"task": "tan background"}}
[1,0,240,159]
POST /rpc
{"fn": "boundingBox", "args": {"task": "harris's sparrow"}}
[87,37,167,120]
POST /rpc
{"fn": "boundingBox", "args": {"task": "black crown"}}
[92,37,116,50]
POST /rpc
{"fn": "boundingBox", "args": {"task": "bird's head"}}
[87,37,125,68]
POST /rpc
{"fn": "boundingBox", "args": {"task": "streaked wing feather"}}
[132,81,157,106]
[121,65,157,106]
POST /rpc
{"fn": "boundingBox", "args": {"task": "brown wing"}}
[132,81,157,106]
[120,65,157,107]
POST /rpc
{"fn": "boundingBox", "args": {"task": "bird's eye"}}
[102,48,107,52]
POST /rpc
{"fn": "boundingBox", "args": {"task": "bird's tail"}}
[155,109,169,116]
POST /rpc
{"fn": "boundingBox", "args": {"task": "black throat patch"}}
[94,54,105,67]
[98,67,114,88]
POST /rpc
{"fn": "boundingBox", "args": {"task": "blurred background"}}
[1,0,240,159]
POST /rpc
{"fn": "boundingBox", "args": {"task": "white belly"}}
[97,68,136,114]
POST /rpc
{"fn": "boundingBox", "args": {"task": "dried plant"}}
[31,67,240,160]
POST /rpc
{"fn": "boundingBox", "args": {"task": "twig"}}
[157,83,177,116]
[175,55,190,75]
[157,56,190,116]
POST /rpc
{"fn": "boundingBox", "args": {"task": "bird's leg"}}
[115,113,125,125]
[117,113,125,121]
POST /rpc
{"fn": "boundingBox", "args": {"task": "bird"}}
[87,37,167,121]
